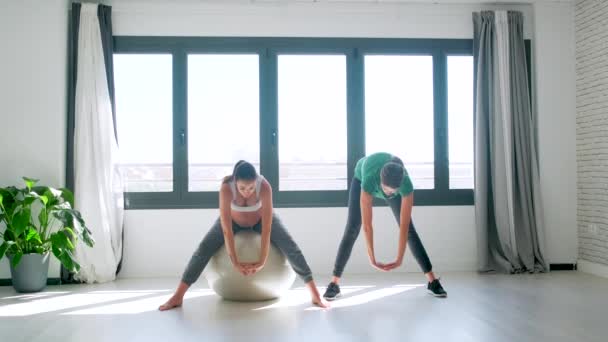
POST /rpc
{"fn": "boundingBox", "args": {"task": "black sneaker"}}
[323,282,341,301]
[427,279,447,297]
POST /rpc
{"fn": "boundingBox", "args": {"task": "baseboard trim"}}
[578,260,608,278]
[549,263,578,271]
[0,278,61,286]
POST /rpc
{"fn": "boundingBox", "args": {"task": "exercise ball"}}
[203,230,296,301]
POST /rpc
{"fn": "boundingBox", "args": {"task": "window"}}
[187,54,260,192]
[113,37,479,208]
[364,55,435,189]
[114,54,173,192]
[278,55,347,191]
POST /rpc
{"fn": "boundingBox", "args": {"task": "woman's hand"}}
[235,262,265,276]
[377,260,403,272]
[243,262,265,276]
[233,262,249,276]
[371,260,388,272]
[369,257,387,272]
[233,261,255,276]
[370,257,402,272]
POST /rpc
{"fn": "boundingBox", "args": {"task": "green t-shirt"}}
[354,152,414,199]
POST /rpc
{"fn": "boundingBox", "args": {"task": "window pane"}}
[278,55,347,191]
[188,54,260,191]
[114,54,173,192]
[448,56,474,189]
[364,55,434,189]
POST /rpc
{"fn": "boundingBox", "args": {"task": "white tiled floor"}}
[1,272,607,342]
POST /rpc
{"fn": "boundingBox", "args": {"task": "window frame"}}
[113,37,524,209]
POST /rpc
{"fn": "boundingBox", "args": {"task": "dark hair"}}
[380,157,404,189]
[223,160,257,184]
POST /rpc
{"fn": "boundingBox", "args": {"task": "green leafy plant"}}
[0,177,94,273]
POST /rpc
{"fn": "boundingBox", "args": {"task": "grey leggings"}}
[182,213,314,285]
[333,178,433,277]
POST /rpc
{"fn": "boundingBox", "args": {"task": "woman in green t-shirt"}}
[323,152,447,300]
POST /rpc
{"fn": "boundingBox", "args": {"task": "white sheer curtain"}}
[73,3,124,283]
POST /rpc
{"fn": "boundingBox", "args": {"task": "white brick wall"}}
[576,0,608,266]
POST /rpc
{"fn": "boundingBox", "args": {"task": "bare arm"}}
[238,180,272,276]
[219,184,239,266]
[378,192,414,271]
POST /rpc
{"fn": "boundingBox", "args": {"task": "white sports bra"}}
[229,175,264,212]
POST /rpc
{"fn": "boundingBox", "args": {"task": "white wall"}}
[110,1,534,39]
[0,0,69,279]
[122,206,477,277]
[533,1,578,264]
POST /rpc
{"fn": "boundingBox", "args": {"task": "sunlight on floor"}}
[305,284,425,311]
[0,292,150,317]
[0,283,426,316]
[253,285,375,311]
[62,289,215,315]
[1,291,70,301]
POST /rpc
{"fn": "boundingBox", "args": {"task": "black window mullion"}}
[433,49,449,192]
[260,48,279,190]
[174,49,188,200]
[347,48,366,186]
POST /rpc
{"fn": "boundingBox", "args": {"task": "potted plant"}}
[0,177,94,292]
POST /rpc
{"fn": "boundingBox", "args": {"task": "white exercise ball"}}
[203,230,296,301]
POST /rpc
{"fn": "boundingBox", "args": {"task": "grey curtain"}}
[64,3,123,282]
[66,2,80,195]
[97,4,118,142]
[473,11,548,273]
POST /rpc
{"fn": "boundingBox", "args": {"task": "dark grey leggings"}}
[333,178,433,277]
[182,213,314,285]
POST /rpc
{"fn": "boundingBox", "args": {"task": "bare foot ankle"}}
[312,296,330,309]
[159,295,183,311]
